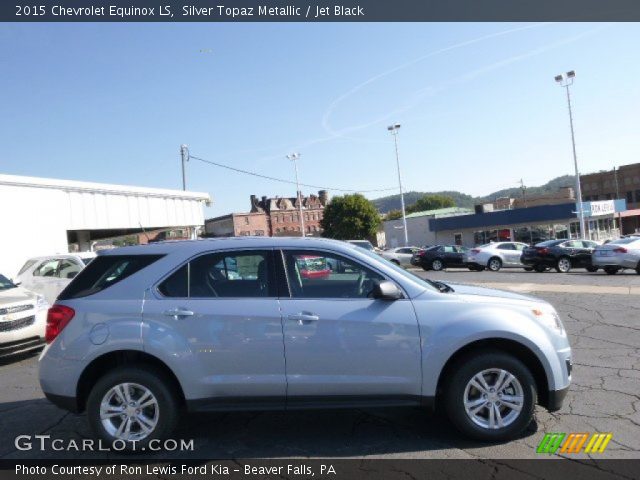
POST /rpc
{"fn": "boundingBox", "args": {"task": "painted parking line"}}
[463,282,640,296]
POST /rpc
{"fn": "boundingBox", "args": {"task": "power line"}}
[188,154,398,193]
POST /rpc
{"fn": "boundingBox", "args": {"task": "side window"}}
[33,259,60,277]
[443,246,456,253]
[159,250,273,298]
[57,259,83,279]
[582,241,597,248]
[283,250,384,299]
[18,259,37,276]
[497,243,515,250]
[514,243,526,251]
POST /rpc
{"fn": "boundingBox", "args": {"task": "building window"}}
[636,190,640,203]
[244,217,250,225]
[454,233,462,245]
[254,230,265,236]
[605,193,612,200]
[627,191,633,204]
[591,195,598,200]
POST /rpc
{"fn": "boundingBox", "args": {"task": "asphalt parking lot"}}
[0,269,638,460]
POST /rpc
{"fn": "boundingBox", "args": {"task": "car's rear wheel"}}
[391,259,400,266]
[87,366,180,451]
[636,262,640,275]
[487,257,502,272]
[444,351,536,441]
[523,267,533,272]
[585,266,598,273]
[533,264,547,273]
[431,259,444,271]
[604,266,620,275]
[555,257,572,273]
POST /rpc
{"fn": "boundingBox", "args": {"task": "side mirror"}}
[372,280,403,300]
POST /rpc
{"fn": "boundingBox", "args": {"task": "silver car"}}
[39,237,571,449]
[380,246,420,266]
[592,237,640,274]
[465,242,530,272]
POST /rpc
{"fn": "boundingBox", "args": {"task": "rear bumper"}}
[591,256,634,268]
[0,336,45,358]
[43,391,79,413]
[520,256,552,267]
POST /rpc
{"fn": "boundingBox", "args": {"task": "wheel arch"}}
[76,350,186,413]
[434,338,550,410]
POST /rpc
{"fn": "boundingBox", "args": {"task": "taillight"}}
[471,249,480,254]
[417,251,425,257]
[46,305,75,343]
[536,247,549,255]
[613,247,627,253]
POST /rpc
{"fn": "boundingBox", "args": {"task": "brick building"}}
[205,190,329,237]
[580,162,640,234]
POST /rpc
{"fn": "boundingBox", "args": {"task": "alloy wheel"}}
[557,258,571,273]
[463,368,524,430]
[488,259,501,271]
[432,259,443,271]
[100,382,159,442]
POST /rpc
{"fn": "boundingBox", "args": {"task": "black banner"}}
[1,460,639,480]
[3,0,640,22]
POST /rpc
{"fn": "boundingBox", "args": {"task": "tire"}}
[487,257,502,272]
[636,262,640,275]
[523,267,533,272]
[86,366,180,451]
[604,266,620,275]
[391,259,400,266]
[431,259,444,271]
[444,350,536,442]
[585,266,598,273]
[555,257,572,273]
[533,264,546,273]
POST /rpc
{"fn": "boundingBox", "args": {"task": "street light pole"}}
[287,153,305,237]
[180,144,189,191]
[387,124,409,246]
[555,71,587,239]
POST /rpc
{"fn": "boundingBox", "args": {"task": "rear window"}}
[58,255,164,300]
[17,259,37,276]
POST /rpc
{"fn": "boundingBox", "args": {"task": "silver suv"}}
[39,237,571,449]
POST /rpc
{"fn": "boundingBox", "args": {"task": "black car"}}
[413,245,468,271]
[520,239,600,273]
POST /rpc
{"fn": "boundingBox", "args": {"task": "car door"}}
[442,246,459,267]
[278,249,421,401]
[142,249,286,405]
[496,243,518,266]
[453,246,468,266]
[396,248,413,266]
[580,240,598,266]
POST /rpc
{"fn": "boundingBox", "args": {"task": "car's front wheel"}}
[87,366,180,451]
[487,257,502,272]
[444,351,536,441]
[586,266,598,273]
[604,266,620,275]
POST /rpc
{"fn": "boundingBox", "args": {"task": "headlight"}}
[532,307,564,334]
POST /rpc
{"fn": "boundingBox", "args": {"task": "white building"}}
[0,174,211,277]
[384,207,473,248]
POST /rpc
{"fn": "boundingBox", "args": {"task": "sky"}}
[1,22,640,217]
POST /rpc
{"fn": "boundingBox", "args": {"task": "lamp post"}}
[287,153,305,237]
[387,124,409,246]
[555,70,587,239]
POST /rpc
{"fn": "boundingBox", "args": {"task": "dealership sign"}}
[579,199,622,218]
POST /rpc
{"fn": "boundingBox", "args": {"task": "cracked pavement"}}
[0,270,638,460]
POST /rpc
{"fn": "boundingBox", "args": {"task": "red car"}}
[296,255,331,279]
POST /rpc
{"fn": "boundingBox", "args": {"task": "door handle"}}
[288,313,319,325]
[163,308,195,319]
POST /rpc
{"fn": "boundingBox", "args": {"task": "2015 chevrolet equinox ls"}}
[39,237,571,448]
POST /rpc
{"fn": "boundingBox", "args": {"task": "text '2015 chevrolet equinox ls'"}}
[39,237,571,449]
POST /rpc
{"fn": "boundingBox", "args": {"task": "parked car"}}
[346,240,379,253]
[410,245,437,266]
[465,242,530,272]
[380,246,421,266]
[591,237,640,275]
[520,239,600,273]
[16,253,96,304]
[296,255,332,279]
[413,245,469,271]
[39,237,570,448]
[0,273,48,358]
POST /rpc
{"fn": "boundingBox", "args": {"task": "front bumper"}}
[547,385,569,411]
[592,256,635,269]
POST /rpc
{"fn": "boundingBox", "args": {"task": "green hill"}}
[372,175,575,213]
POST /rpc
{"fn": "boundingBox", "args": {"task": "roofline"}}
[0,173,211,202]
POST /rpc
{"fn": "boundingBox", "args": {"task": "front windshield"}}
[356,247,439,292]
[0,274,17,291]
[351,241,374,251]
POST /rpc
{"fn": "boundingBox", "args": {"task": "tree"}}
[321,193,381,240]
[385,209,403,220]
[406,194,455,214]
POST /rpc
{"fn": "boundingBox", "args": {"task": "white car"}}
[0,273,48,358]
[16,253,96,304]
[380,246,420,266]
[465,242,530,272]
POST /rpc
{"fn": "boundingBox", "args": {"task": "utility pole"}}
[287,153,305,237]
[519,179,527,208]
[555,71,587,239]
[614,166,622,236]
[387,124,408,246]
[180,144,189,191]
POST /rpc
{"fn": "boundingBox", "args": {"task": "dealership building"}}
[0,173,211,277]
[428,199,627,247]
